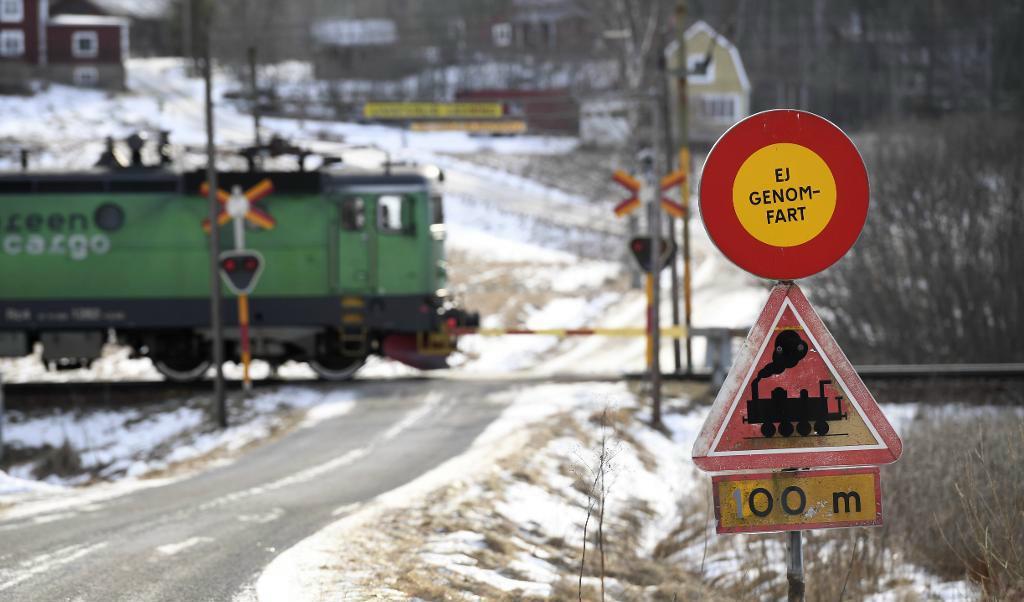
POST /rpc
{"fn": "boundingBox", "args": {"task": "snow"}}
[2,387,355,489]
[90,0,171,19]
[254,382,621,600]
[311,19,398,47]
[0,470,63,496]
[155,536,213,557]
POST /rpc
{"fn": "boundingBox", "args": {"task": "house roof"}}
[312,19,398,47]
[49,14,130,27]
[50,0,170,20]
[665,20,750,92]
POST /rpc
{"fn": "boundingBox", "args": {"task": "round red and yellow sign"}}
[700,110,868,280]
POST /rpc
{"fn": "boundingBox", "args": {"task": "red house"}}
[0,0,128,91]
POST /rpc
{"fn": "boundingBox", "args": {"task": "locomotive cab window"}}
[340,197,365,231]
[377,195,414,235]
[430,194,444,225]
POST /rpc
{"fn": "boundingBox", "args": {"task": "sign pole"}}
[239,293,251,391]
[0,371,5,466]
[691,109,894,602]
[658,47,683,375]
[680,149,693,375]
[787,530,805,601]
[645,271,654,370]
[672,0,694,375]
[642,147,662,427]
[203,38,227,429]
[228,187,253,393]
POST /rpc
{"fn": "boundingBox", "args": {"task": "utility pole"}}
[181,0,192,69]
[247,45,262,166]
[204,36,227,429]
[659,41,683,374]
[673,0,695,375]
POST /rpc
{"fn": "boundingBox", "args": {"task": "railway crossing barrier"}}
[451,325,746,389]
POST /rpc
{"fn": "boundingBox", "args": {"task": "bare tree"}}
[810,116,1024,364]
[574,0,674,144]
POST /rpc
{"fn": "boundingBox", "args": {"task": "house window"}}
[0,28,23,56]
[492,22,511,47]
[72,31,99,58]
[687,53,715,84]
[73,66,99,87]
[0,0,22,23]
[695,94,737,122]
[540,22,556,48]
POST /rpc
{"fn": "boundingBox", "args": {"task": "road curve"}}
[0,379,512,601]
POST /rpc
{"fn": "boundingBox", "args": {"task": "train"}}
[743,378,848,438]
[0,137,478,381]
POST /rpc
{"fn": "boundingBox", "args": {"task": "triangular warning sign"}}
[693,283,902,472]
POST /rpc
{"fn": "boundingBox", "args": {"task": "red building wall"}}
[0,0,41,65]
[46,23,120,63]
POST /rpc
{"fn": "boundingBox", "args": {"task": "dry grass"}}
[886,410,1024,599]
[444,247,630,332]
[651,406,1023,601]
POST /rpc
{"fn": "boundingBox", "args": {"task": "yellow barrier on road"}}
[452,326,687,339]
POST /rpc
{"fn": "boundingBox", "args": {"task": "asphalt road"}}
[0,379,513,601]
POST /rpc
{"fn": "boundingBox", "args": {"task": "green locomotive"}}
[0,161,475,380]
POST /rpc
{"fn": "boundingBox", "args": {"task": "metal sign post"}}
[0,370,5,465]
[612,156,686,427]
[679,148,693,375]
[203,44,226,429]
[200,179,275,395]
[691,109,896,600]
[226,186,253,391]
[640,150,663,427]
[788,531,804,602]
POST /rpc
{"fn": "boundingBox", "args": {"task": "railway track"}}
[1,364,1021,410]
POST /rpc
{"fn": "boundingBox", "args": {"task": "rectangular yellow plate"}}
[363,102,504,119]
[713,467,882,533]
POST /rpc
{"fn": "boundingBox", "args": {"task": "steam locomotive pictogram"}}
[742,330,848,438]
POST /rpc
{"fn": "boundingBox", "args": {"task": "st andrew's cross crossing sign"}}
[691,282,902,473]
[699,110,869,280]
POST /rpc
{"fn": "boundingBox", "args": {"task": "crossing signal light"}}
[219,250,265,295]
[629,236,677,273]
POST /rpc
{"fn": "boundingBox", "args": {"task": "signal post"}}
[201,179,275,393]
[612,160,686,427]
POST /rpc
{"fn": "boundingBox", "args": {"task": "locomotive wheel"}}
[814,420,830,435]
[779,421,795,437]
[797,421,812,437]
[154,358,211,382]
[309,355,365,381]
[760,422,776,438]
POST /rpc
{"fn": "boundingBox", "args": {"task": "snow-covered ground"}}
[251,384,978,601]
[0,387,355,498]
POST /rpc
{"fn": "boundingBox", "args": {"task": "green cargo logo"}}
[1,203,123,261]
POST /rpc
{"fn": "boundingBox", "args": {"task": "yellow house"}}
[666,20,751,145]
